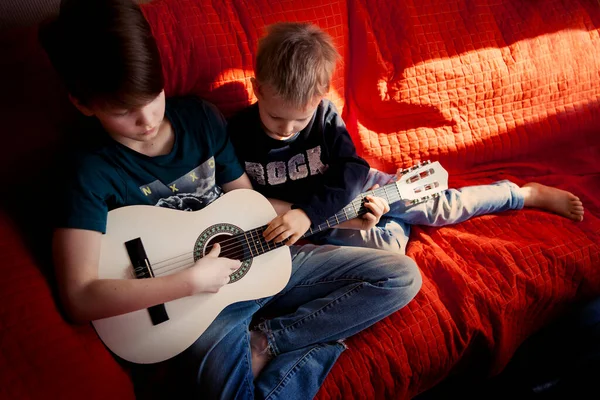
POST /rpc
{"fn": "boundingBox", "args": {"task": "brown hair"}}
[39,0,164,109]
[255,22,340,108]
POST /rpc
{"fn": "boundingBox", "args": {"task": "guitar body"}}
[91,161,448,364]
[92,189,292,364]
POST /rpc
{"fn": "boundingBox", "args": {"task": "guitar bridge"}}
[125,238,169,326]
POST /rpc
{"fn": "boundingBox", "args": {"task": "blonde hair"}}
[255,22,340,108]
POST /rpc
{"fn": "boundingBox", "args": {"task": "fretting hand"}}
[264,209,312,245]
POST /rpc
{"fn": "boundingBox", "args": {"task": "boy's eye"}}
[113,110,129,116]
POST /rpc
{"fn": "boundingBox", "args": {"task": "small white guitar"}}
[92,161,448,364]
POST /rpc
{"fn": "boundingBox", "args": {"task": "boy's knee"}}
[381,254,422,305]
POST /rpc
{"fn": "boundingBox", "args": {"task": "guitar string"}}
[152,185,398,267]
[148,184,442,274]
[150,192,410,276]
[139,172,440,276]
[149,203,375,275]
[148,191,399,272]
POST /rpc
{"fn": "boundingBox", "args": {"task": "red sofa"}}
[1,0,599,399]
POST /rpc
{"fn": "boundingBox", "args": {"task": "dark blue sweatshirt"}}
[228,99,370,226]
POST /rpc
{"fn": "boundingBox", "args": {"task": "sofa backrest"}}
[0,0,598,192]
[141,0,600,176]
[141,0,349,118]
[344,0,600,174]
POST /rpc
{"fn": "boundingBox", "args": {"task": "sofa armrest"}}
[0,210,134,400]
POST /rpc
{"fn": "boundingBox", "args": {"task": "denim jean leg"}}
[392,179,525,227]
[255,342,346,400]
[251,244,421,398]
[311,218,410,253]
[260,244,421,354]
[174,299,264,399]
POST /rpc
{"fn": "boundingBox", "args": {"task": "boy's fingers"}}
[363,213,376,223]
[264,219,283,238]
[274,231,291,243]
[365,201,381,215]
[207,242,220,257]
[265,226,288,242]
[286,234,300,246]
[366,197,389,215]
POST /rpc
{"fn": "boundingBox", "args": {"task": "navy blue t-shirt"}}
[228,99,370,226]
[57,97,244,234]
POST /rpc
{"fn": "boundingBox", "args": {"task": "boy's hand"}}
[187,243,241,294]
[357,194,390,230]
[264,209,311,245]
[336,184,390,231]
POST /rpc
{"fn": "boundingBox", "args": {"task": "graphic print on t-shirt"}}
[244,145,328,186]
[139,157,223,211]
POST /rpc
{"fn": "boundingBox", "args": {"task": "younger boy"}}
[41,1,422,399]
[228,22,585,253]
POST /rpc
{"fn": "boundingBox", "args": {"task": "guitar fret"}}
[263,228,271,251]
[243,231,254,258]
[351,200,359,216]
[256,229,265,254]
[382,185,391,202]
[249,229,260,256]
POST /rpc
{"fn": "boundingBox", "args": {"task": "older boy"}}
[41,1,422,399]
[228,22,585,253]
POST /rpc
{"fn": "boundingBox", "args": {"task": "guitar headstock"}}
[394,161,449,204]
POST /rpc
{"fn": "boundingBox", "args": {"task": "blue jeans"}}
[314,169,525,254]
[169,244,421,399]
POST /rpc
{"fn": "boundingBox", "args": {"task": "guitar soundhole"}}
[193,223,252,284]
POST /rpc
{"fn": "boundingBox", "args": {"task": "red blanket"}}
[143,0,600,398]
[0,1,598,399]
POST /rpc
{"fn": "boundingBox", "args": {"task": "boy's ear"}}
[250,77,261,100]
[68,94,95,117]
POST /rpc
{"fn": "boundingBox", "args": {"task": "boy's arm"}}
[292,105,370,226]
[53,228,240,323]
[221,173,253,192]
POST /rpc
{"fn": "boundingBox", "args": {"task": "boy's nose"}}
[281,122,294,134]
[136,108,154,127]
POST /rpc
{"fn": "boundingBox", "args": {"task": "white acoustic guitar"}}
[92,161,448,364]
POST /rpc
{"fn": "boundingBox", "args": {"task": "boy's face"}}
[72,90,166,143]
[253,82,321,141]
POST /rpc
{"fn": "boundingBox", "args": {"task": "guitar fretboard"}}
[216,181,403,262]
[301,182,403,238]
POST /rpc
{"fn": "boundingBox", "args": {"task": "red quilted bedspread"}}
[0,0,598,399]
[141,1,600,397]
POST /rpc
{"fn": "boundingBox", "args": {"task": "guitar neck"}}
[301,182,402,239]
[219,225,287,262]
[218,182,402,262]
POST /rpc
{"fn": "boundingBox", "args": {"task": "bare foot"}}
[250,330,272,379]
[521,182,584,222]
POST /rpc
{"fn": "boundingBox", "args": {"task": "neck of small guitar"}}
[300,182,402,239]
[223,182,402,262]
